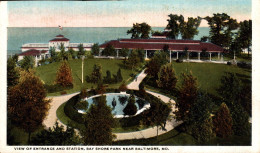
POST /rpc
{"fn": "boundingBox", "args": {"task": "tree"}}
[90,64,102,84]
[49,46,58,63]
[201,36,209,42]
[116,68,123,83]
[145,51,168,79]
[205,13,239,48]
[96,82,106,94]
[175,72,198,121]
[19,56,34,71]
[156,63,177,91]
[91,43,100,56]
[103,70,112,83]
[58,43,68,61]
[55,61,73,87]
[186,93,215,143]
[123,94,137,116]
[126,49,141,70]
[68,48,77,59]
[77,44,85,58]
[102,44,116,56]
[180,16,202,39]
[120,48,129,58]
[127,22,151,39]
[7,71,50,143]
[31,122,81,145]
[166,14,184,39]
[7,57,20,87]
[213,103,233,138]
[237,20,252,57]
[137,49,145,62]
[83,95,116,145]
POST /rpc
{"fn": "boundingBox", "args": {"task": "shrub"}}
[176,58,183,63]
[118,96,128,105]
[123,94,137,116]
[79,88,88,99]
[227,61,231,65]
[119,81,128,92]
[60,91,67,95]
[237,61,251,69]
[55,61,73,87]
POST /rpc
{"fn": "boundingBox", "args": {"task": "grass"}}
[36,58,138,96]
[145,62,251,98]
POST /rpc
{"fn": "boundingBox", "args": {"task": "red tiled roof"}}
[49,38,69,42]
[100,39,224,52]
[19,49,48,56]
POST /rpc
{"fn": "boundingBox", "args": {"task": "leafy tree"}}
[58,43,68,61]
[83,95,116,145]
[180,16,202,39]
[55,61,73,87]
[96,82,106,94]
[31,122,81,145]
[120,48,129,58]
[118,81,128,92]
[145,51,168,79]
[186,93,215,143]
[68,48,77,59]
[156,63,177,91]
[118,96,128,105]
[127,22,151,39]
[77,44,85,58]
[123,94,137,116]
[91,43,100,56]
[7,71,50,143]
[49,46,58,63]
[237,20,252,57]
[116,68,123,83]
[19,56,34,71]
[163,44,169,53]
[205,13,239,48]
[175,72,198,121]
[138,81,145,94]
[201,36,209,42]
[230,103,250,136]
[166,14,184,39]
[102,44,116,56]
[213,103,233,138]
[218,73,242,106]
[126,50,141,70]
[7,57,20,87]
[79,87,88,99]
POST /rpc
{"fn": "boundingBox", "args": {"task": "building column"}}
[117,49,119,58]
[198,52,200,60]
[145,50,148,59]
[218,52,220,60]
[170,50,172,63]
[187,52,189,60]
[99,50,102,56]
[221,54,224,61]
[209,53,212,61]
[177,51,179,59]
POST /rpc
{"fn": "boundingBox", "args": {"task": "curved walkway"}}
[42,69,182,141]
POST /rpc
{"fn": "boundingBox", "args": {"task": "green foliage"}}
[79,87,88,99]
[145,51,168,79]
[118,95,128,105]
[77,44,85,58]
[102,44,116,56]
[58,43,68,61]
[126,49,143,70]
[75,99,88,110]
[91,43,100,56]
[31,122,82,145]
[205,13,239,48]
[118,81,128,92]
[237,20,252,56]
[201,36,209,42]
[123,94,137,116]
[86,64,102,84]
[166,14,184,39]
[68,48,77,59]
[7,57,20,87]
[119,48,129,57]
[180,16,202,39]
[7,71,50,143]
[19,56,35,71]
[83,95,116,145]
[116,68,123,82]
[186,93,215,143]
[55,61,73,87]
[127,22,151,39]
[175,72,198,121]
[213,103,233,138]
[103,70,112,83]
[156,63,177,91]
[96,82,106,94]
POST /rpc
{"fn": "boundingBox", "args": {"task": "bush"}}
[237,61,251,69]
[79,88,88,99]
[60,91,67,95]
[64,95,85,124]
[227,61,231,65]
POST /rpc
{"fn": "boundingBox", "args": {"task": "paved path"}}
[43,92,79,128]
[127,69,147,90]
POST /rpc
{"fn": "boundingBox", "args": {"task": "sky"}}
[8,0,251,27]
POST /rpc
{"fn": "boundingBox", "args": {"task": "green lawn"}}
[36,59,139,96]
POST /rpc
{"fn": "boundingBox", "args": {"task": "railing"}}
[22,43,49,48]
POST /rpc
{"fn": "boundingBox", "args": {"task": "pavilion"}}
[99,39,224,62]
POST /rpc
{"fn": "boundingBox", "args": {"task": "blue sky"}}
[8,0,251,27]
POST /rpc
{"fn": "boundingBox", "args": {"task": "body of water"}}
[7,27,209,54]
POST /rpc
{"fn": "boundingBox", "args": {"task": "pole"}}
[82,56,84,84]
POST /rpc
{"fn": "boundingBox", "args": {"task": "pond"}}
[77,93,150,118]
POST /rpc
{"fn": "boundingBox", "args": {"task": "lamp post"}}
[81,55,85,84]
